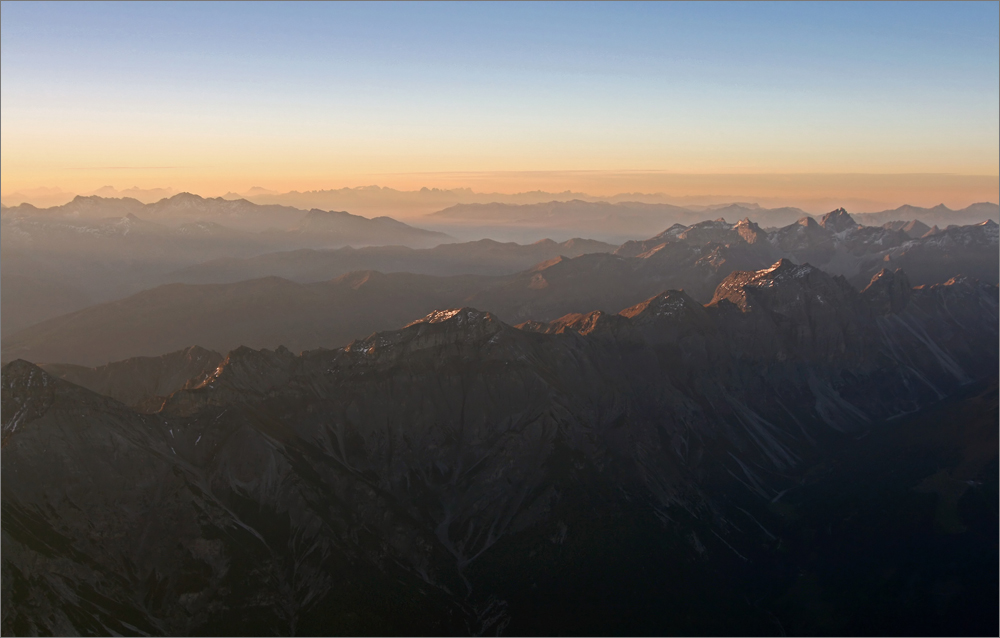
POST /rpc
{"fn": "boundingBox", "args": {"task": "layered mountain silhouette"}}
[2,193,300,232]
[5,210,995,367]
[0,195,452,334]
[4,196,995,336]
[284,208,451,247]
[165,237,616,285]
[1,192,450,242]
[426,200,811,239]
[852,202,999,228]
[881,218,931,238]
[427,200,998,242]
[3,260,997,635]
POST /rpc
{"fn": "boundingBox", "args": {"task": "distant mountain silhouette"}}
[852,202,999,227]
[1,192,452,240]
[0,194,453,333]
[427,200,811,238]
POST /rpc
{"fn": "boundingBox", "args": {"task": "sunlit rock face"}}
[2,261,998,636]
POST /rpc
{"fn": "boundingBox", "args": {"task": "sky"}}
[2,1,998,206]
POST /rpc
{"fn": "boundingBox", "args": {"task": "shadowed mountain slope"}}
[2,262,997,635]
[163,237,616,285]
[0,273,491,367]
[39,346,223,411]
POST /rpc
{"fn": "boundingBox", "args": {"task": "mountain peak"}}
[764,257,798,273]
[518,310,632,338]
[861,268,912,314]
[1,359,50,384]
[619,289,702,321]
[338,308,505,363]
[734,217,766,244]
[710,259,829,311]
[406,307,499,329]
[167,192,205,202]
[819,208,858,233]
[1,360,58,442]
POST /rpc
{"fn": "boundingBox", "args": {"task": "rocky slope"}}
[39,346,223,412]
[860,220,999,287]
[2,261,997,635]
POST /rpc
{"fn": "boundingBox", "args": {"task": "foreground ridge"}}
[2,260,998,635]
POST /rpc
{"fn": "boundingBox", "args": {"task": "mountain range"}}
[426,200,813,240]
[3,258,996,635]
[0,193,454,238]
[4,209,995,367]
[6,184,997,229]
[0,195,453,335]
[851,202,1000,228]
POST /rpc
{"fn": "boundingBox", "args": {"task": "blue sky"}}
[2,1,997,195]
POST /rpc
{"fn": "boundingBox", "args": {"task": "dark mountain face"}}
[39,346,223,412]
[0,273,495,367]
[2,262,997,635]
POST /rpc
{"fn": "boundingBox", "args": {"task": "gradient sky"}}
[2,1,998,200]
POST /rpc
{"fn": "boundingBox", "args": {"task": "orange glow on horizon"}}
[2,171,997,216]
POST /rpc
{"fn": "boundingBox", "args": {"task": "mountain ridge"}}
[5,211,996,367]
[3,258,996,635]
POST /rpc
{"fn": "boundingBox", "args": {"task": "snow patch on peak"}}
[406,307,497,330]
[422,309,464,324]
